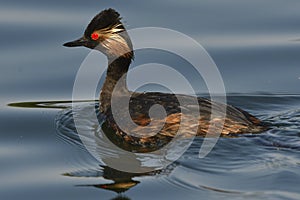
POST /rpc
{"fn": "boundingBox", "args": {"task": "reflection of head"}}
[63,165,143,193]
[95,180,140,194]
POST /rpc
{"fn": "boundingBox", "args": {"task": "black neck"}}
[99,55,132,113]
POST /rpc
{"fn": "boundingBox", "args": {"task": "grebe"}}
[64,8,268,152]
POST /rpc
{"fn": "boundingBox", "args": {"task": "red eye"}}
[91,32,99,40]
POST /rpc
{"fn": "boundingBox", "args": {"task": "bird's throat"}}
[99,56,132,113]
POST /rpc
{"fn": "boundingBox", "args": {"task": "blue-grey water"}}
[1,0,300,199]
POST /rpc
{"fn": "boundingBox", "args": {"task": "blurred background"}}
[1,0,300,104]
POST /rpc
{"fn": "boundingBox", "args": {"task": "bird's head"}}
[63,8,133,59]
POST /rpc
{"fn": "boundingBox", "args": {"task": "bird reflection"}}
[63,164,171,200]
[65,165,142,193]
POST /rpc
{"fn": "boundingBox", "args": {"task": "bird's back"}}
[102,92,268,152]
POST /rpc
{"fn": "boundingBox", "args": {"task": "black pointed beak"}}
[63,37,88,47]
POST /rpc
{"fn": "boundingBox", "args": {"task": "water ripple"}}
[29,95,300,197]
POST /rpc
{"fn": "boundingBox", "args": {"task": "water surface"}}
[1,0,300,199]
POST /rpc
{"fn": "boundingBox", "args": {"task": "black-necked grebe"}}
[63,8,268,152]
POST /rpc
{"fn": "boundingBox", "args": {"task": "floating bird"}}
[64,8,268,152]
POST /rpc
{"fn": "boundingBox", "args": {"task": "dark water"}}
[1,0,300,199]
